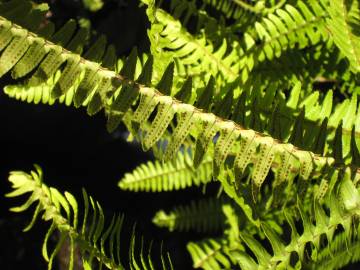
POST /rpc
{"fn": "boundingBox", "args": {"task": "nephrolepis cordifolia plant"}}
[3,0,360,269]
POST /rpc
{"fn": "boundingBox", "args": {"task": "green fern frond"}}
[198,0,264,19]
[6,166,172,270]
[118,151,213,192]
[4,72,78,106]
[327,0,360,73]
[308,223,360,269]
[233,168,360,269]
[147,7,241,82]
[2,0,360,217]
[248,43,354,91]
[187,237,243,270]
[167,0,259,38]
[238,0,330,81]
[152,197,225,233]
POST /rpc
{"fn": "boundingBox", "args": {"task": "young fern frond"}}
[118,151,213,192]
[6,166,172,270]
[152,197,225,233]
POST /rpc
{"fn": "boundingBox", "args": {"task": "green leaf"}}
[163,105,195,162]
[239,232,271,266]
[0,33,30,78]
[142,96,176,151]
[261,222,286,259]
[289,109,305,147]
[107,83,139,132]
[252,136,276,198]
[234,130,256,182]
[312,118,328,155]
[52,55,83,97]
[156,62,174,96]
[351,126,360,166]
[333,120,344,164]
[195,76,215,111]
[340,169,360,212]
[132,88,159,128]
[174,76,192,103]
[213,122,239,177]
[12,23,54,79]
[327,0,360,72]
[193,114,217,168]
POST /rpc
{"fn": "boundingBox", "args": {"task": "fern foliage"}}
[152,197,225,233]
[187,238,235,270]
[147,6,241,82]
[327,0,360,73]
[4,0,360,269]
[6,166,173,270]
[3,0,360,220]
[237,0,330,81]
[309,223,360,269]
[118,151,213,192]
[234,168,360,269]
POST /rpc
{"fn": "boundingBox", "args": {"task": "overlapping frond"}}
[187,238,236,270]
[309,223,360,269]
[118,151,213,192]
[4,0,360,269]
[327,0,360,73]
[167,0,259,38]
[152,197,225,233]
[234,168,360,269]
[147,7,241,82]
[238,0,330,81]
[6,166,173,270]
[2,2,360,218]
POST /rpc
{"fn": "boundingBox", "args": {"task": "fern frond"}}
[167,0,260,37]
[152,197,225,233]
[3,0,360,219]
[198,0,264,20]
[6,166,172,270]
[4,72,78,106]
[308,223,360,270]
[238,0,330,81]
[327,0,360,73]
[187,238,239,270]
[233,168,360,269]
[118,151,213,192]
[147,7,241,82]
